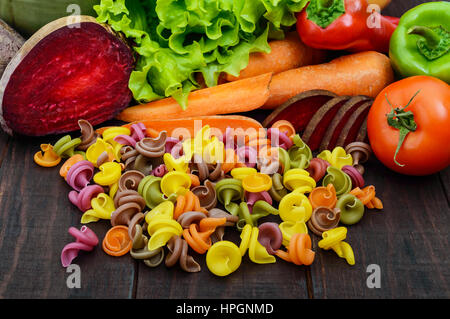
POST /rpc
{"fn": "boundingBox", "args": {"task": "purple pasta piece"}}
[257,222,283,255]
[342,165,365,189]
[61,226,98,267]
[68,184,104,212]
[236,146,257,168]
[66,160,94,191]
[267,128,294,150]
[130,123,147,141]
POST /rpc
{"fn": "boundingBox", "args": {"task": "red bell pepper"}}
[296,0,399,53]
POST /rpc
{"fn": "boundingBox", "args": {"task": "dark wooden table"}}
[0,0,448,299]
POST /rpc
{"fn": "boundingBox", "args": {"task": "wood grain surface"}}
[0,0,448,299]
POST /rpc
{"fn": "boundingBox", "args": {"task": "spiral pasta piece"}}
[165,235,201,273]
[130,225,165,268]
[114,123,146,147]
[177,211,207,229]
[317,147,353,170]
[53,135,82,158]
[336,194,365,225]
[350,186,383,209]
[191,180,217,211]
[164,153,189,173]
[182,217,227,254]
[94,162,122,186]
[257,222,283,255]
[245,191,272,213]
[277,147,291,174]
[174,190,208,220]
[120,145,139,171]
[283,169,316,193]
[61,226,99,267]
[275,233,315,266]
[135,131,167,158]
[60,154,84,179]
[102,126,131,146]
[152,164,168,177]
[271,120,296,139]
[77,119,99,151]
[307,207,341,236]
[215,178,244,216]
[322,166,352,197]
[345,142,371,175]
[68,184,104,212]
[305,158,330,182]
[34,144,61,167]
[118,170,145,192]
[241,225,276,264]
[86,138,116,166]
[267,128,293,150]
[236,201,278,231]
[279,221,308,247]
[318,227,355,266]
[66,160,94,191]
[111,190,146,238]
[190,154,224,182]
[145,201,174,222]
[160,171,192,197]
[147,216,183,250]
[138,175,176,209]
[257,147,281,175]
[341,165,365,189]
[289,135,312,168]
[206,240,242,276]
[279,191,313,223]
[308,184,337,209]
[102,225,132,257]
[81,193,115,224]
[268,173,288,202]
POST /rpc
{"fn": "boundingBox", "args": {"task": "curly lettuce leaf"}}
[94,0,307,110]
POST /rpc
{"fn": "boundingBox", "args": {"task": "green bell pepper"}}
[389,1,450,84]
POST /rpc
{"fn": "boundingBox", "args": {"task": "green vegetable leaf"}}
[94,0,308,109]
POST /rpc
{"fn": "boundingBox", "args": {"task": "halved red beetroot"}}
[319,96,372,151]
[0,16,134,136]
[301,95,351,151]
[262,90,337,130]
[336,101,373,148]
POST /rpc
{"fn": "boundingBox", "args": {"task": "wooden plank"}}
[135,226,310,299]
[439,169,450,205]
[0,134,136,298]
[310,157,450,298]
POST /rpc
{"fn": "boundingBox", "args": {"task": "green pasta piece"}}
[53,135,82,158]
[336,194,365,225]
[138,175,176,209]
[269,173,288,202]
[215,178,244,216]
[288,134,312,169]
[322,166,352,197]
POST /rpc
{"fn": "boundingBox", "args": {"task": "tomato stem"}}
[385,90,420,167]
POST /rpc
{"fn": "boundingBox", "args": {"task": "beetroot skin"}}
[0,21,134,136]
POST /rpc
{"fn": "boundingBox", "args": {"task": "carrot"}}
[123,115,263,138]
[367,0,391,10]
[263,51,394,109]
[116,73,272,122]
[225,32,327,82]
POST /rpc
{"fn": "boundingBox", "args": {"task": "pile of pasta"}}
[34,119,383,276]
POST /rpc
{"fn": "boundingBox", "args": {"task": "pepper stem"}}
[408,26,441,48]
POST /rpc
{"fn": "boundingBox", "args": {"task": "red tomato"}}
[367,76,450,175]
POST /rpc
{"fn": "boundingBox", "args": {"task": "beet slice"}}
[319,96,372,151]
[262,90,337,131]
[356,118,369,143]
[336,101,373,148]
[0,16,134,136]
[301,95,351,151]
